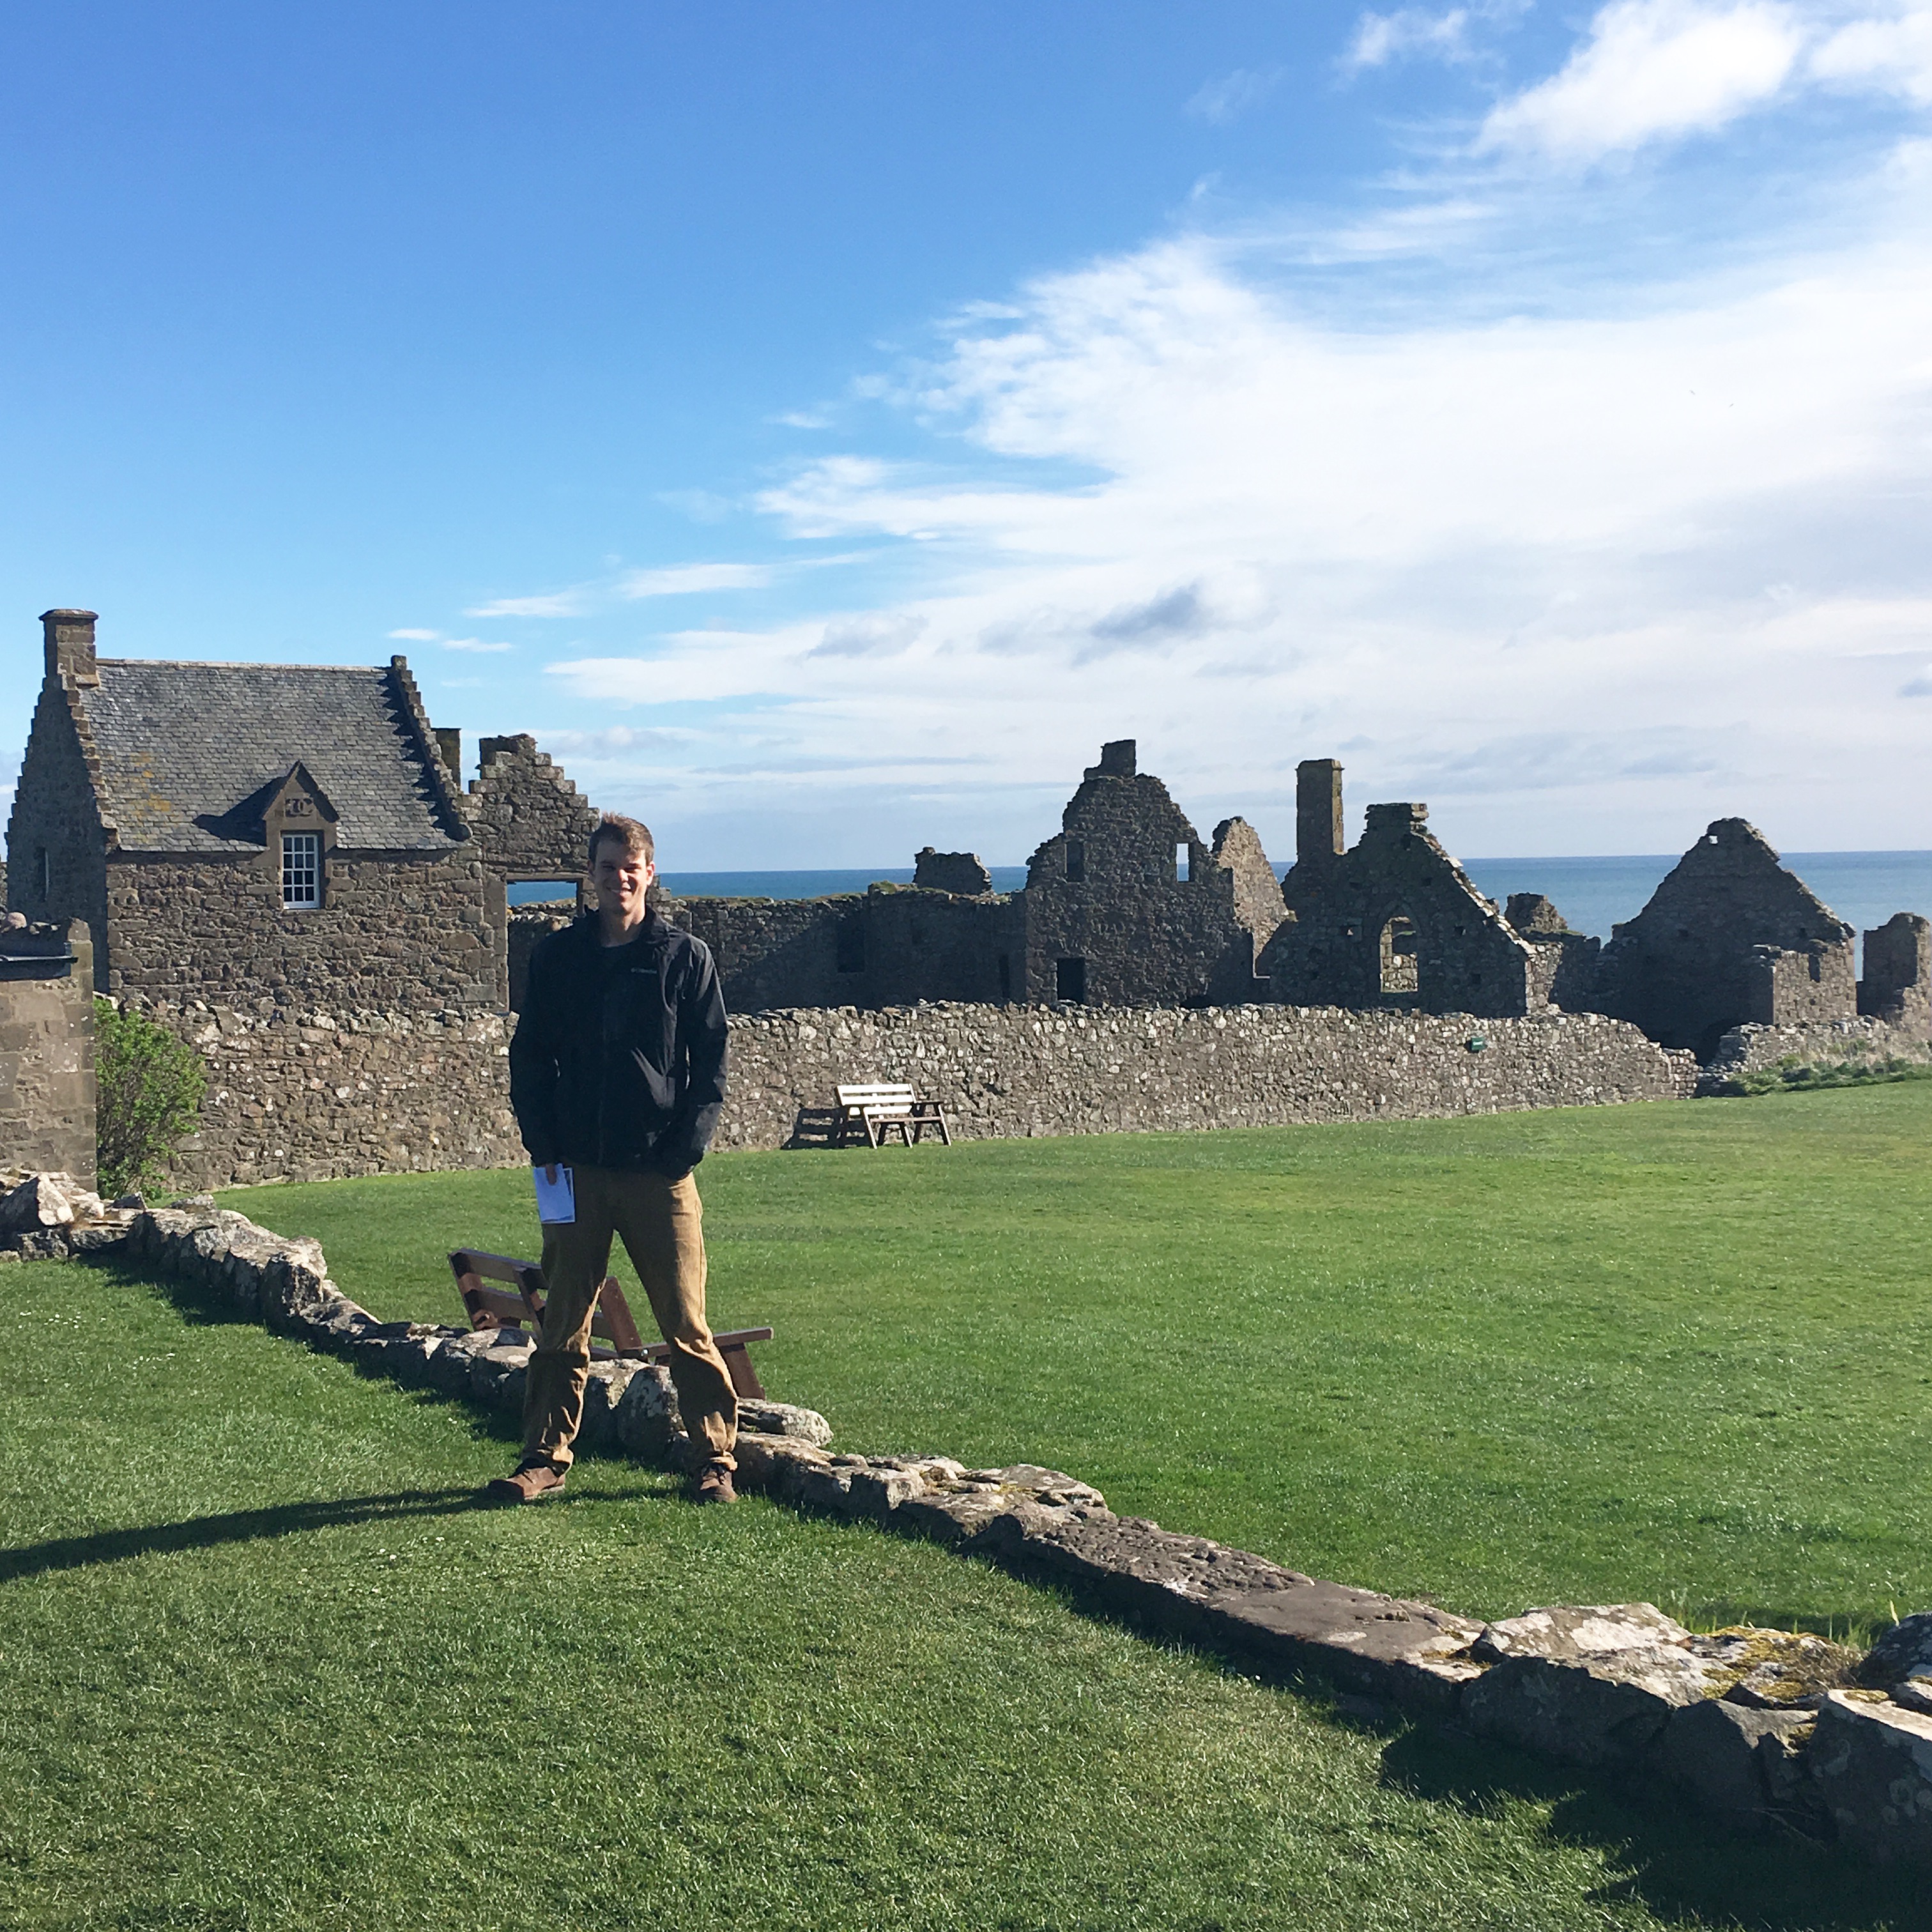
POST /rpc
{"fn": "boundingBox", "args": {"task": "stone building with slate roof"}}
[6,610,597,1011]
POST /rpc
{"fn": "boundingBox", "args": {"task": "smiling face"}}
[590,837,656,933]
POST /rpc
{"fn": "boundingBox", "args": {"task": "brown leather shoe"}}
[485,1460,567,1504]
[692,1460,737,1506]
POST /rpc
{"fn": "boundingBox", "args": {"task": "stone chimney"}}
[42,609,99,687]
[1096,739,1137,778]
[1296,758,1344,868]
[434,727,462,779]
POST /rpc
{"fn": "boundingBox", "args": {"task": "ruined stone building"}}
[1588,817,1917,1058]
[628,740,1286,1018]
[6,611,595,1011]
[1259,760,1545,1018]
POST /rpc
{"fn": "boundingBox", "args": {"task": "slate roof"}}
[77,661,466,854]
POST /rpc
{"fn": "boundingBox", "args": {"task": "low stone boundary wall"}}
[135,997,1698,1186]
[716,1002,1699,1150]
[1702,1011,1932,1093]
[11,1177,1929,1878]
[141,1002,523,1189]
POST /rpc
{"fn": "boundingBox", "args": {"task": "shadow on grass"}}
[0,1485,661,1585]
[1380,1724,1919,1931]
[970,1563,1919,1932]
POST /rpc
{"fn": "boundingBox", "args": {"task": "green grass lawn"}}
[1,1255,1918,1931]
[227,1085,1932,1632]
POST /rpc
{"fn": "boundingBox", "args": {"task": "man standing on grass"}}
[488,813,738,1506]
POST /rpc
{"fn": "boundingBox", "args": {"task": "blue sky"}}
[3,1,1928,868]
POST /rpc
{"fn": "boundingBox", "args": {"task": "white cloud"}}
[1477,0,1806,162]
[441,637,513,654]
[548,204,1932,857]
[387,627,440,641]
[1186,66,1285,123]
[1812,6,1932,105]
[616,562,774,599]
[466,588,590,618]
[1344,8,1474,71]
[809,613,928,658]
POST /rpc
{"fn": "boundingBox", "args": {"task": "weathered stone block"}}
[1646,1695,1818,1832]
[1859,1613,1932,1691]
[1472,1602,1690,1666]
[614,1363,680,1460]
[731,1432,832,1499]
[575,1361,641,1452]
[1809,1691,1932,1867]
[735,1399,833,1446]
[1462,1646,1713,1766]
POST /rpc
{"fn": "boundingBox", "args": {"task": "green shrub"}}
[93,997,206,1197]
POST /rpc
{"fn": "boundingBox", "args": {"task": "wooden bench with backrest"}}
[833,1082,953,1148]
[447,1248,772,1397]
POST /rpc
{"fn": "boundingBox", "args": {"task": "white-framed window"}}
[281,832,321,908]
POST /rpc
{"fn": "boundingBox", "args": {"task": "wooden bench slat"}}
[448,1252,772,1397]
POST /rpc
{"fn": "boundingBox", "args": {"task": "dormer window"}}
[282,832,321,908]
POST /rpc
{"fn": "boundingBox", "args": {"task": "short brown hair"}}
[588,813,655,870]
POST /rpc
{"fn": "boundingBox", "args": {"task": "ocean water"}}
[515,852,1932,965]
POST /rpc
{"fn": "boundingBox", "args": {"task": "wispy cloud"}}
[617,562,773,599]
[809,613,928,658]
[388,627,440,641]
[1344,8,1478,72]
[466,588,592,619]
[441,637,513,654]
[1478,0,1805,160]
[1186,66,1285,123]
[1471,3,1932,165]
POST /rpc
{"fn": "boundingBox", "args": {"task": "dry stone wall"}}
[141,996,1695,1186]
[713,1001,1699,1151]
[144,1000,520,1188]
[1701,1009,1932,1092]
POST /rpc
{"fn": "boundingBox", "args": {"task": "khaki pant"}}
[523,1164,737,1472]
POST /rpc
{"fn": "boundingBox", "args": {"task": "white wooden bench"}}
[833,1082,953,1148]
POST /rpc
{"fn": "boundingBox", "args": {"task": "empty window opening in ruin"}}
[998,953,1012,1000]
[1056,956,1087,1004]
[509,879,579,906]
[1379,916,1418,995]
[836,914,866,974]
[282,832,322,910]
[1066,839,1086,882]
[36,847,50,900]
[1176,842,1188,881]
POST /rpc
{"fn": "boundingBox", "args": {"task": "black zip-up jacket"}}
[509,910,729,1175]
